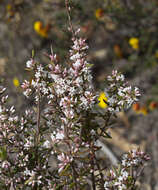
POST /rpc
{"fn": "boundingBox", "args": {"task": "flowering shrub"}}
[0,27,150,189]
[104,149,150,190]
[0,1,151,188]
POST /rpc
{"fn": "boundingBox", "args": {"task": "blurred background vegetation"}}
[0,0,158,189]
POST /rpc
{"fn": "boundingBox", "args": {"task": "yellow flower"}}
[113,44,123,58]
[132,103,148,115]
[139,106,148,115]
[6,4,12,11]
[129,37,139,50]
[149,101,158,111]
[6,4,15,19]
[34,21,48,38]
[132,103,140,112]
[95,8,104,19]
[13,77,20,87]
[155,51,158,58]
[98,92,108,109]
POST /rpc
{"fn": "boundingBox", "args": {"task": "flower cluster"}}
[22,58,52,101]
[121,149,150,167]
[21,32,99,188]
[104,149,150,190]
[101,70,140,113]
[132,101,158,116]
[0,87,55,189]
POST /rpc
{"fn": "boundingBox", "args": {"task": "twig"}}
[91,159,96,190]
[89,143,96,190]
[36,89,41,144]
[35,89,41,190]
[100,112,111,137]
[65,0,75,37]
[71,162,78,190]
[94,154,105,189]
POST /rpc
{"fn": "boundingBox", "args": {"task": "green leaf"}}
[0,146,7,161]
[86,63,94,68]
[103,131,112,139]
[32,49,35,58]
[59,163,70,176]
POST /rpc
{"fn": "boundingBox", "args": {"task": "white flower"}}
[107,75,113,81]
[70,52,81,61]
[0,105,3,113]
[50,74,60,81]
[74,76,83,87]
[60,97,70,108]
[31,80,37,87]
[26,59,34,68]
[10,106,15,113]
[116,74,124,81]
[80,96,88,108]
[24,168,32,176]
[73,59,82,69]
[37,65,44,72]
[118,87,124,96]
[104,181,110,190]
[2,161,10,169]
[43,140,50,148]
[24,136,34,149]
[57,153,73,173]
[121,169,128,180]
[56,131,64,140]
[35,71,41,80]
[64,108,75,119]
[134,87,141,96]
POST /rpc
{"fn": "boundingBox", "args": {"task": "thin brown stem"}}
[35,89,41,190]
[94,155,105,189]
[127,164,146,190]
[67,140,78,190]
[100,112,111,137]
[35,88,41,151]
[65,0,75,37]
[90,143,96,190]
[71,162,78,190]
[36,93,41,143]
[91,163,96,190]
